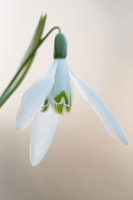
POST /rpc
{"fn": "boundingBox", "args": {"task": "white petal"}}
[16,60,59,131]
[70,79,74,111]
[68,67,129,145]
[49,59,71,106]
[30,107,59,166]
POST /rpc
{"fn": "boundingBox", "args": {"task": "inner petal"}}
[49,59,72,114]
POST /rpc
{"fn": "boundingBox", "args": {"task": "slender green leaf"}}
[0,14,47,107]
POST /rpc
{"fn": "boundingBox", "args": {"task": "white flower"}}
[16,33,129,166]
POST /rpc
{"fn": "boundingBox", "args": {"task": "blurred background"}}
[1,0,133,199]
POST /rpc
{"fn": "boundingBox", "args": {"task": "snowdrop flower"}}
[16,33,129,166]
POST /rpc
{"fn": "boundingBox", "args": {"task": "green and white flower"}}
[16,33,129,166]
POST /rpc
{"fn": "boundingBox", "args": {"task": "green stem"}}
[16,26,61,75]
[0,26,61,107]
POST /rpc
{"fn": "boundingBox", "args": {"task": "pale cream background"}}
[1,0,133,199]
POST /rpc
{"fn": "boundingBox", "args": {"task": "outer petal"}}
[68,67,129,145]
[30,107,59,166]
[16,60,59,131]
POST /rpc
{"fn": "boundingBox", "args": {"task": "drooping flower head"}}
[16,31,129,166]
[42,33,72,114]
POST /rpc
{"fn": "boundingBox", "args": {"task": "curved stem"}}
[0,26,61,107]
[19,26,61,72]
[41,27,61,41]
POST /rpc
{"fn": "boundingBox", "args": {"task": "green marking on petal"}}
[54,91,68,105]
[41,98,49,112]
[53,91,71,114]
[66,93,71,112]
[54,103,64,114]
[44,99,48,105]
[41,92,72,114]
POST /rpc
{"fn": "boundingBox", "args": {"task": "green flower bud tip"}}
[54,33,67,59]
